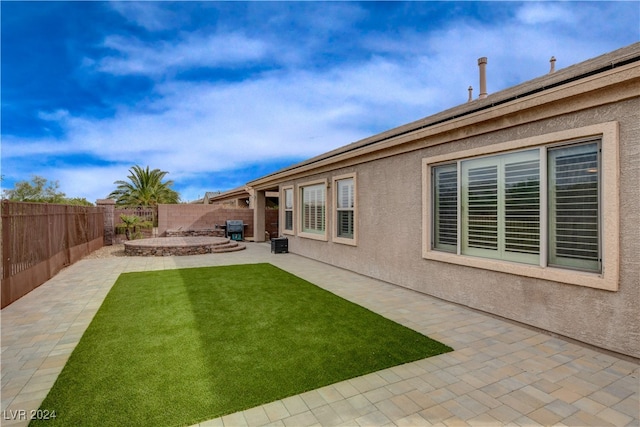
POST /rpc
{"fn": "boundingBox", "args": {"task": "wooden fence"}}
[1,201,104,308]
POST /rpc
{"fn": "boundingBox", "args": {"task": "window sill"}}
[333,236,357,246]
[422,250,618,292]
[298,231,328,242]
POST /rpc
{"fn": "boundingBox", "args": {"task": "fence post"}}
[1,201,9,280]
[96,199,116,246]
[64,205,75,265]
[44,203,53,278]
[2,202,11,307]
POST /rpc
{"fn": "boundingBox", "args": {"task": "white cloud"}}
[516,3,576,25]
[5,54,444,203]
[38,109,70,122]
[55,165,128,201]
[98,32,270,76]
[2,135,71,159]
[5,1,637,203]
[109,2,188,31]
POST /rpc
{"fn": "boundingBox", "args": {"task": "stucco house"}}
[201,187,279,209]
[203,188,253,208]
[247,43,640,360]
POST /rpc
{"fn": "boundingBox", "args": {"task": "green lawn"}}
[33,263,452,426]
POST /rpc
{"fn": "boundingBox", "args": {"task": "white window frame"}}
[423,122,619,291]
[298,179,328,241]
[281,186,294,235]
[332,173,357,246]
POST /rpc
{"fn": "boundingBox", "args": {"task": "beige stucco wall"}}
[280,95,639,359]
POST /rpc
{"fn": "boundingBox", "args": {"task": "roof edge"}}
[249,42,640,187]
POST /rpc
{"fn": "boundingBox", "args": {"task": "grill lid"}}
[226,220,244,231]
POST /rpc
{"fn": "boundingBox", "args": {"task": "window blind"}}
[302,184,325,234]
[284,189,293,230]
[504,159,540,255]
[466,165,499,251]
[433,165,458,251]
[548,143,599,271]
[285,189,293,210]
[461,150,540,264]
[336,179,354,238]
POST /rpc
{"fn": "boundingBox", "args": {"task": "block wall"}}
[158,205,256,238]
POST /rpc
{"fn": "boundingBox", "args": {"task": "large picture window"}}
[432,141,599,272]
[333,174,356,245]
[300,182,327,239]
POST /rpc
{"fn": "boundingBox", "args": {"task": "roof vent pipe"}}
[467,86,473,102]
[478,57,488,99]
[549,56,556,73]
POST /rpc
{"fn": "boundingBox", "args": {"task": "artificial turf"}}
[32,263,452,426]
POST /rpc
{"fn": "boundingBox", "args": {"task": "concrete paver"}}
[1,243,638,426]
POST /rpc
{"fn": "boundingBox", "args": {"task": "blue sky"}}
[2,1,638,203]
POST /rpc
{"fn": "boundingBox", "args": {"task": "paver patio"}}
[1,243,638,426]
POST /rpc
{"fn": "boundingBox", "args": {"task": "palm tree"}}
[118,214,153,240]
[109,165,180,206]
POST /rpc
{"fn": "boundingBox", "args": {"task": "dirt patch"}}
[83,244,126,259]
